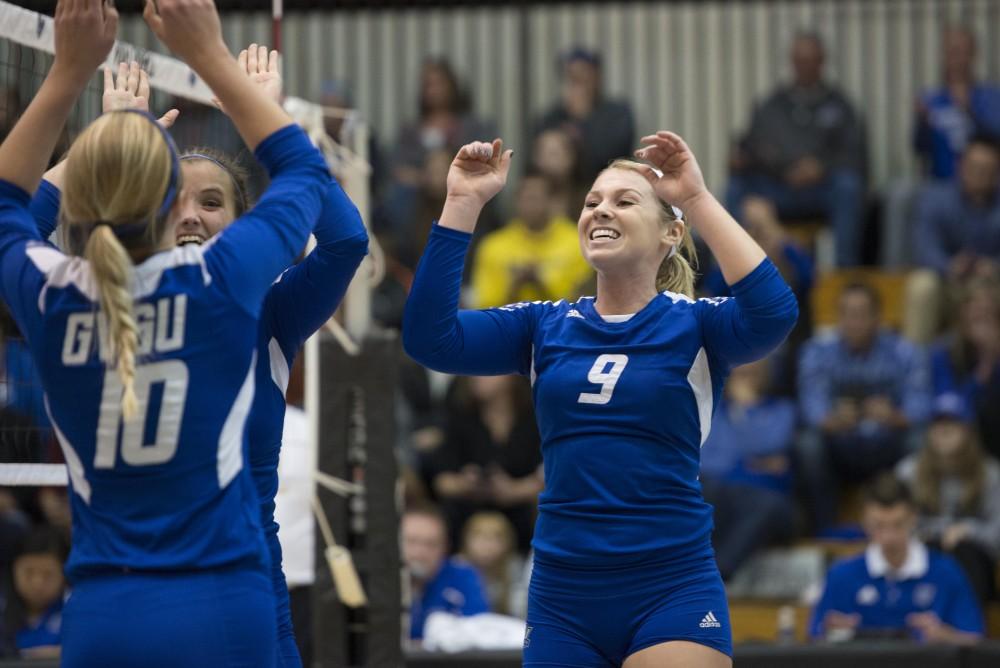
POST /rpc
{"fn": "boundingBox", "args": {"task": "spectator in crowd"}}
[402,505,489,641]
[393,59,496,190]
[896,393,1000,606]
[798,281,931,532]
[700,358,797,580]
[915,136,1000,279]
[905,137,1000,342]
[726,32,866,267]
[458,512,526,617]
[914,26,1000,180]
[531,128,583,219]
[3,528,67,659]
[535,48,635,183]
[428,375,542,552]
[930,279,1000,455]
[471,171,592,308]
[809,475,983,644]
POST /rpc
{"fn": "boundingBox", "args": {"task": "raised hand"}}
[214,44,282,114]
[634,131,709,211]
[103,61,179,128]
[143,0,228,68]
[53,0,119,84]
[446,139,513,209]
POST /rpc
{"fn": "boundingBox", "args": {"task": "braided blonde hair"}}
[61,112,175,420]
[604,159,698,298]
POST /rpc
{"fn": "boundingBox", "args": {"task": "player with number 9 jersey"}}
[404,134,797,668]
[0,1,330,665]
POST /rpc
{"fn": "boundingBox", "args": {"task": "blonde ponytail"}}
[84,227,140,419]
[656,232,698,298]
[61,111,176,420]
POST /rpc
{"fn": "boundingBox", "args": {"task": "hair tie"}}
[91,219,150,241]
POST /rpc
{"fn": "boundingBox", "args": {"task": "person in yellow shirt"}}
[472,172,592,307]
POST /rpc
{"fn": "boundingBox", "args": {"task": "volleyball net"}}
[0,0,375,489]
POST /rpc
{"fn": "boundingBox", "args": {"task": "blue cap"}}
[561,47,602,70]
[931,393,974,423]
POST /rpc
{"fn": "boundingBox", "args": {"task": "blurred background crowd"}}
[2,1,1000,659]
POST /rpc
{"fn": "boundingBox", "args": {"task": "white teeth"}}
[177,235,205,246]
[590,227,621,241]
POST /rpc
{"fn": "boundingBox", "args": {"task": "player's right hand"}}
[446,139,513,209]
[53,0,118,82]
[143,0,228,67]
[103,61,180,128]
[213,44,283,115]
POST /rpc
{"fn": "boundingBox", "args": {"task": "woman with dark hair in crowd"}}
[3,527,68,659]
[394,59,496,183]
[428,374,542,553]
[531,128,584,220]
[896,393,1000,605]
[931,278,1000,456]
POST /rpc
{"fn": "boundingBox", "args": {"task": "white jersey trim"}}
[269,337,290,396]
[687,347,713,447]
[44,396,91,504]
[26,242,214,314]
[218,350,256,488]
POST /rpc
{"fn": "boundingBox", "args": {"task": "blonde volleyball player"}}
[403,133,798,667]
[0,0,331,664]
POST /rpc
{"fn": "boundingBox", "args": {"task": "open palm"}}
[635,131,708,209]
[103,61,179,128]
[215,44,282,113]
[446,139,513,207]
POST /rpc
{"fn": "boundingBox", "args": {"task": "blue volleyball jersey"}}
[404,225,798,568]
[0,125,330,580]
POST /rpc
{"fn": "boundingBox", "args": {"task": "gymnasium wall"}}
[118,0,1000,192]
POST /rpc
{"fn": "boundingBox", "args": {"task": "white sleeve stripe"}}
[217,350,256,488]
[44,396,91,503]
[687,347,713,447]
[268,337,290,396]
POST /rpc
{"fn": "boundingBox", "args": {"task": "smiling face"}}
[578,168,681,280]
[167,160,240,247]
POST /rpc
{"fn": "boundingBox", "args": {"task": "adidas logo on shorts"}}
[699,611,722,629]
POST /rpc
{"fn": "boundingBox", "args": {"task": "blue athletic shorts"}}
[524,554,732,667]
[62,566,277,668]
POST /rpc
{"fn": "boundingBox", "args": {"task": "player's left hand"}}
[103,61,180,128]
[214,44,282,114]
[634,131,709,212]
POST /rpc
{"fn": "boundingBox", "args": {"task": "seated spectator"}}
[930,278,1000,454]
[458,512,525,617]
[4,527,67,659]
[535,48,635,184]
[700,358,797,580]
[809,475,983,644]
[393,59,496,191]
[702,196,815,303]
[471,171,592,308]
[896,393,1000,605]
[531,128,583,219]
[905,137,1000,343]
[915,136,1000,279]
[402,506,489,641]
[427,375,542,552]
[798,282,931,532]
[914,26,1000,180]
[726,32,866,267]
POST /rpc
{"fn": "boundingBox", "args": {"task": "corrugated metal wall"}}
[121,0,1000,192]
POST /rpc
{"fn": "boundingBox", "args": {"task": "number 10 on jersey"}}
[577,354,629,405]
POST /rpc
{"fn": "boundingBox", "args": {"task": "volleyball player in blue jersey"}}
[29,48,368,668]
[403,134,798,667]
[0,1,332,665]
